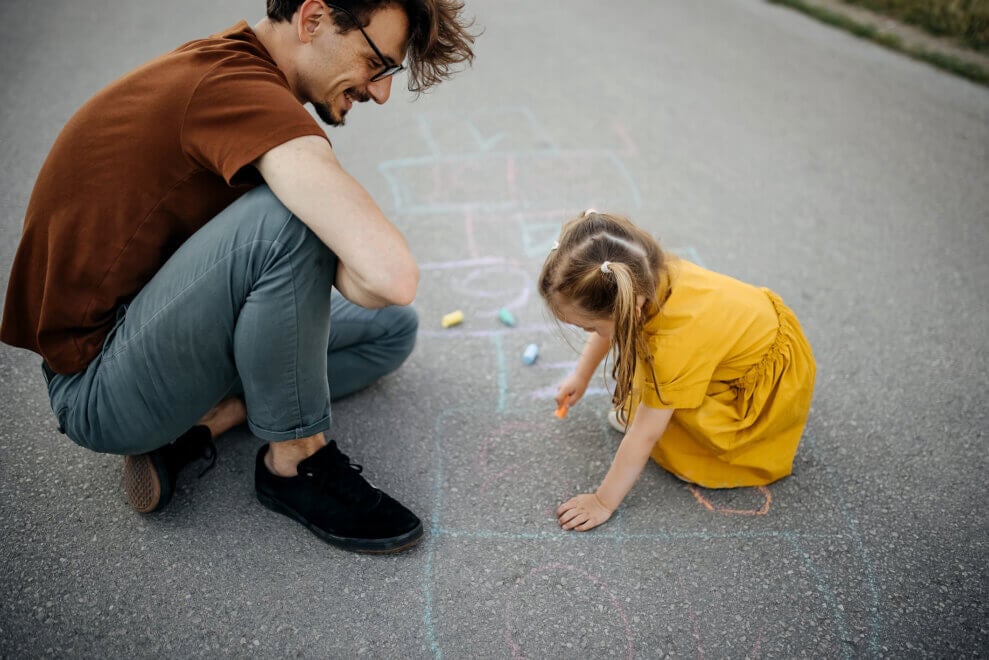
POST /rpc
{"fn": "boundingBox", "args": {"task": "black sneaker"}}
[255,441,423,554]
[122,425,217,513]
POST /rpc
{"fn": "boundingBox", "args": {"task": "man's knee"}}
[223,185,335,280]
[236,186,309,239]
[236,184,288,218]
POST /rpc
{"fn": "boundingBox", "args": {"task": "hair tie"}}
[600,261,611,274]
[583,208,598,217]
[550,241,559,251]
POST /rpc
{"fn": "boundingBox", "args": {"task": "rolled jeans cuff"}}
[247,414,332,442]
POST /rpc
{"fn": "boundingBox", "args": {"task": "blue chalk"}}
[522,343,539,365]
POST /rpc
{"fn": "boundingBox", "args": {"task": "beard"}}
[313,88,371,127]
[314,102,344,127]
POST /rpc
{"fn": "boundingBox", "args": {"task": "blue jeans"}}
[44,186,418,454]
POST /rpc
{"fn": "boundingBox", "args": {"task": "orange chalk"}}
[555,403,569,419]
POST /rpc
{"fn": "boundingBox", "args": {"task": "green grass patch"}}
[768,0,989,86]
[839,0,989,53]
[912,46,989,83]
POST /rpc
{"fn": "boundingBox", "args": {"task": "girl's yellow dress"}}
[625,260,816,488]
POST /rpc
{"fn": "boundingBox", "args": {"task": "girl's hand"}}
[556,372,589,409]
[556,493,613,531]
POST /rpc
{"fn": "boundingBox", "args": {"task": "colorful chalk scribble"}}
[373,106,878,658]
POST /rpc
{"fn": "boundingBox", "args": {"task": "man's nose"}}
[367,76,393,104]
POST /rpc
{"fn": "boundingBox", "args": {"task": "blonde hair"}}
[538,211,670,410]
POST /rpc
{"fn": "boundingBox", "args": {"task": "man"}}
[0,0,476,554]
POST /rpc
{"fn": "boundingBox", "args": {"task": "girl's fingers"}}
[558,507,581,525]
[561,512,588,530]
[556,499,577,516]
[574,519,597,532]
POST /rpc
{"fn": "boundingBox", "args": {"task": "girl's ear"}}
[635,294,646,316]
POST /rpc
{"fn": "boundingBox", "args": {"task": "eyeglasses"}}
[325,3,405,82]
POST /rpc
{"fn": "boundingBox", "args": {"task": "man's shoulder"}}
[104,20,296,125]
[156,21,282,83]
[174,21,269,60]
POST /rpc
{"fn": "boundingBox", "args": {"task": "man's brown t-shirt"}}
[1,22,327,374]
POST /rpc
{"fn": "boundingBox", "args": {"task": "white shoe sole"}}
[607,409,628,433]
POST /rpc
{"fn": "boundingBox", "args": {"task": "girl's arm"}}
[557,404,675,531]
[556,332,612,407]
[575,332,611,381]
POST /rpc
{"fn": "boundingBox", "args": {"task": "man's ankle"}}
[266,434,326,477]
[197,397,247,438]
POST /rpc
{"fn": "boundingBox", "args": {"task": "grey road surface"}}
[1,0,986,657]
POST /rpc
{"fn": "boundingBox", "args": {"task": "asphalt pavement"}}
[1,0,987,657]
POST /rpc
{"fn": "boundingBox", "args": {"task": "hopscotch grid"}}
[415,260,876,656]
[828,468,882,656]
[397,107,878,658]
[432,527,843,542]
[423,401,871,659]
[411,105,561,155]
[416,258,877,657]
[491,334,507,413]
[787,535,853,660]
[418,114,441,158]
[378,148,643,216]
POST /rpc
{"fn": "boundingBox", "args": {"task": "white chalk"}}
[522,343,539,365]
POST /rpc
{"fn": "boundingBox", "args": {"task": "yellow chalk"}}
[441,310,464,328]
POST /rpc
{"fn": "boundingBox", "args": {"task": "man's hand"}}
[556,493,613,532]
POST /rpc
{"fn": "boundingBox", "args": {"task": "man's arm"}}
[255,135,418,308]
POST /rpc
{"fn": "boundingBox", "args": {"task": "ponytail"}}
[538,210,670,412]
[605,262,662,410]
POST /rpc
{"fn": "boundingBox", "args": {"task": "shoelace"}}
[300,445,380,509]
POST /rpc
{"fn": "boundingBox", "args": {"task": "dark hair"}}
[266,0,478,94]
[538,211,670,410]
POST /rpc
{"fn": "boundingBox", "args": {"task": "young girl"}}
[539,210,816,531]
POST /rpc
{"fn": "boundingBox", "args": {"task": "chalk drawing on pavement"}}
[373,106,878,659]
